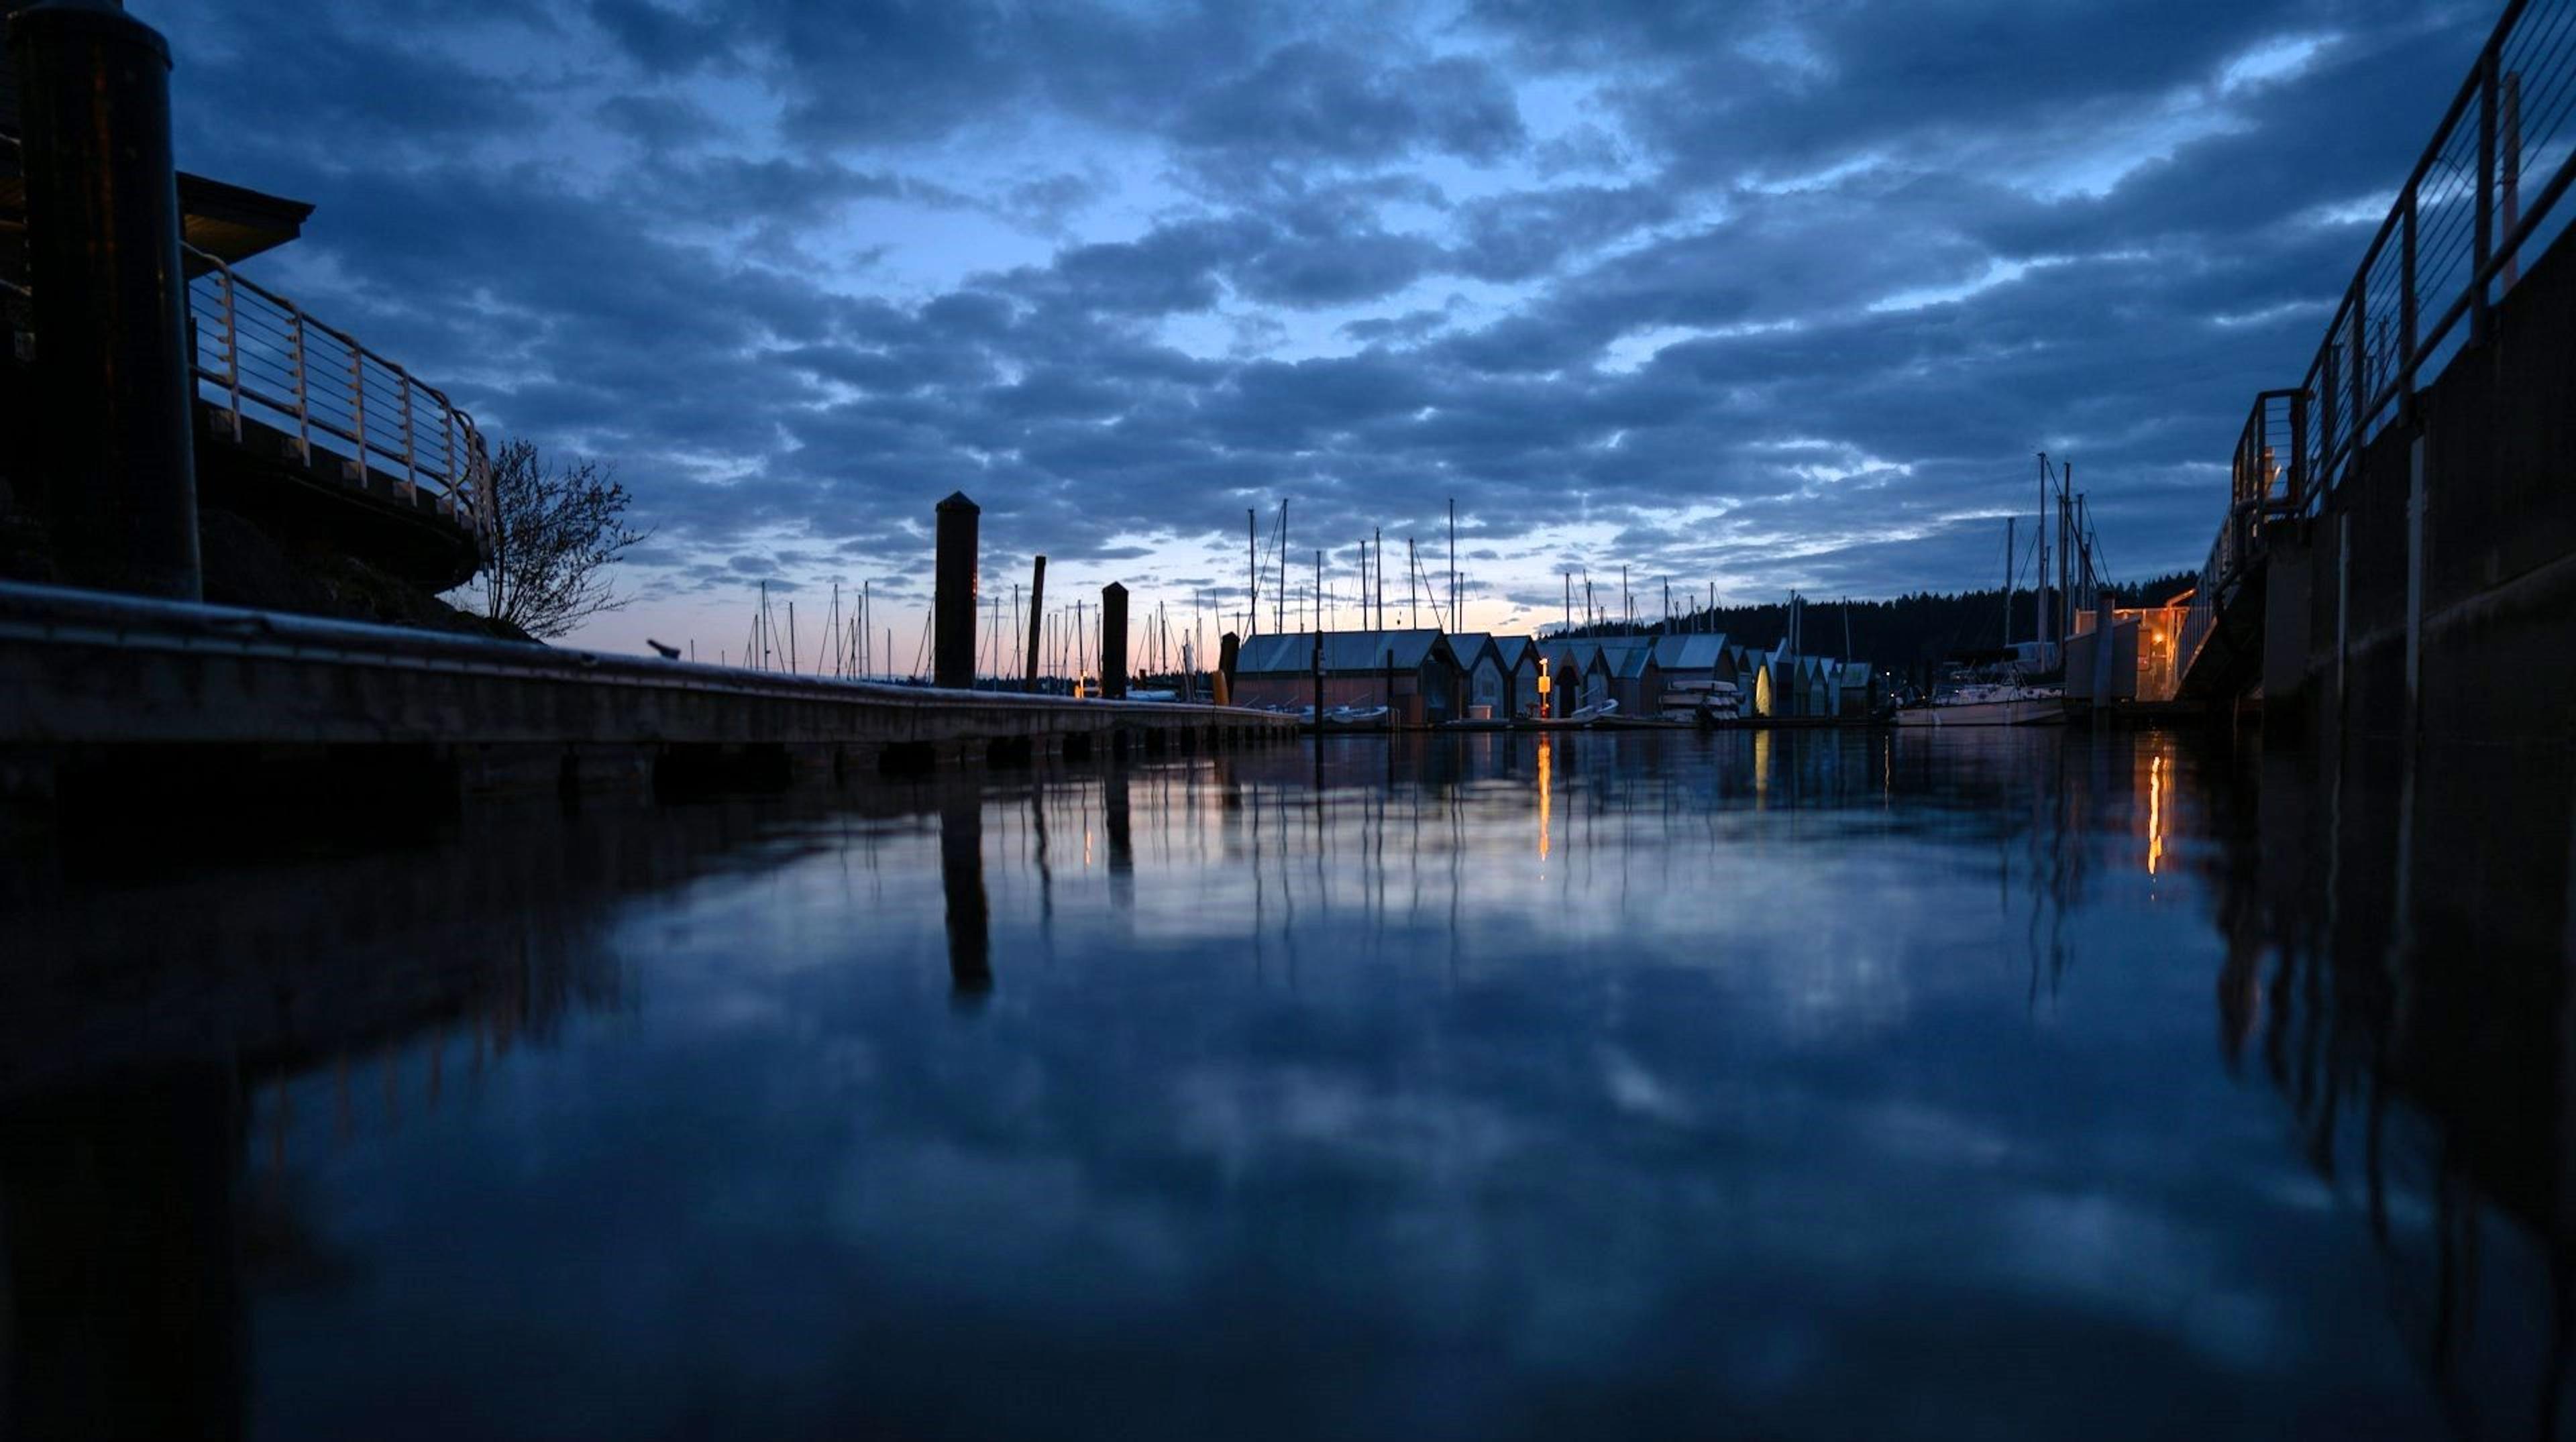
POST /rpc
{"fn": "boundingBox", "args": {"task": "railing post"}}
[2473,47,2496,343]
[394,366,417,501]
[2290,390,2309,512]
[2399,186,2418,396]
[2502,67,2522,289]
[215,265,244,439]
[2319,339,2339,492]
[2348,292,2366,452]
[477,434,497,541]
[347,345,366,478]
[287,304,312,462]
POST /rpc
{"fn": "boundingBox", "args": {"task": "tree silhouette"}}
[470,437,651,640]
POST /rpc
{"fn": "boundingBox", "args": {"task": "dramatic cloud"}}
[155,0,2494,656]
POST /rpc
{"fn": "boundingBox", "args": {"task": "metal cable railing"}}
[2275,0,2576,517]
[183,243,496,547]
[2186,0,2576,685]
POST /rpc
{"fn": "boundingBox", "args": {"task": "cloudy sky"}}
[159,0,2489,663]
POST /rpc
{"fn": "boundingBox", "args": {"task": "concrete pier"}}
[0,580,1296,818]
[2256,210,2576,747]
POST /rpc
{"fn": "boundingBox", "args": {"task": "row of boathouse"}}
[1228,630,1878,728]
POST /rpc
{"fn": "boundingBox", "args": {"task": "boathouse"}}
[2065,604,2187,704]
[1231,630,1464,725]
[1541,641,1613,715]
[1605,645,1663,718]
[1450,632,1505,719]
[1651,632,1732,687]
[1489,634,1539,718]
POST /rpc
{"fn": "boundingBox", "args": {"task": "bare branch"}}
[472,437,652,640]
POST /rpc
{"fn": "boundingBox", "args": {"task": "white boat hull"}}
[1894,697,2067,727]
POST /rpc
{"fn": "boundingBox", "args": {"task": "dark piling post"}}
[11,1,201,600]
[2092,596,2116,712]
[1311,631,1325,731]
[1216,630,1239,707]
[1104,764,1133,909]
[933,491,978,689]
[1100,581,1128,700]
[1022,554,1046,691]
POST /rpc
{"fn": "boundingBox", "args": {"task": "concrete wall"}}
[2263,216,2576,747]
[0,581,1296,816]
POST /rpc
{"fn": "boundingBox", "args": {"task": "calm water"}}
[4,729,2573,1439]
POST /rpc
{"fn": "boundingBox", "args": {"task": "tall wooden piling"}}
[11,0,201,600]
[1100,581,1128,700]
[1022,554,1046,690]
[933,492,978,689]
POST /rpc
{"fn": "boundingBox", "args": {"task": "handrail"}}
[2183,0,2576,687]
[180,243,496,550]
[2274,0,2576,514]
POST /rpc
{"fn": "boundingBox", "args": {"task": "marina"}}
[3,0,2575,1437]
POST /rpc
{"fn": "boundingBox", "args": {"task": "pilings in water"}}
[1215,630,1240,706]
[933,491,978,689]
[9,1,201,600]
[1022,553,1046,690]
[1100,581,1128,700]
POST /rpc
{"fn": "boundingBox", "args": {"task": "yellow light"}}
[2147,754,2165,877]
[1537,734,1552,863]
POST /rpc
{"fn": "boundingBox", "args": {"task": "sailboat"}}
[1892,673,2068,727]
[1896,459,2074,728]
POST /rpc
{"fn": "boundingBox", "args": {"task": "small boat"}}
[1661,681,1743,726]
[1893,680,2067,727]
[1318,704,1391,730]
[1523,698,1617,730]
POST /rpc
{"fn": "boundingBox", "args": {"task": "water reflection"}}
[941,785,992,998]
[0,730,2567,1438]
[2204,737,2576,1439]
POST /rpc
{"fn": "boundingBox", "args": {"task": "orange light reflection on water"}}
[2148,754,2165,877]
[1536,735,1552,868]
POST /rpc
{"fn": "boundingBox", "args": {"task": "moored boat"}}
[1893,680,2066,727]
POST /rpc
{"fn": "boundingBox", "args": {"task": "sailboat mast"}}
[2004,516,2017,645]
[2035,453,2051,649]
[1277,499,1289,636]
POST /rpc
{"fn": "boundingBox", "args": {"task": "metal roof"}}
[1234,628,1456,675]
[1448,632,1499,671]
[1650,633,1732,669]
[1608,647,1659,679]
[1540,641,1601,675]
[1489,635,1536,670]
